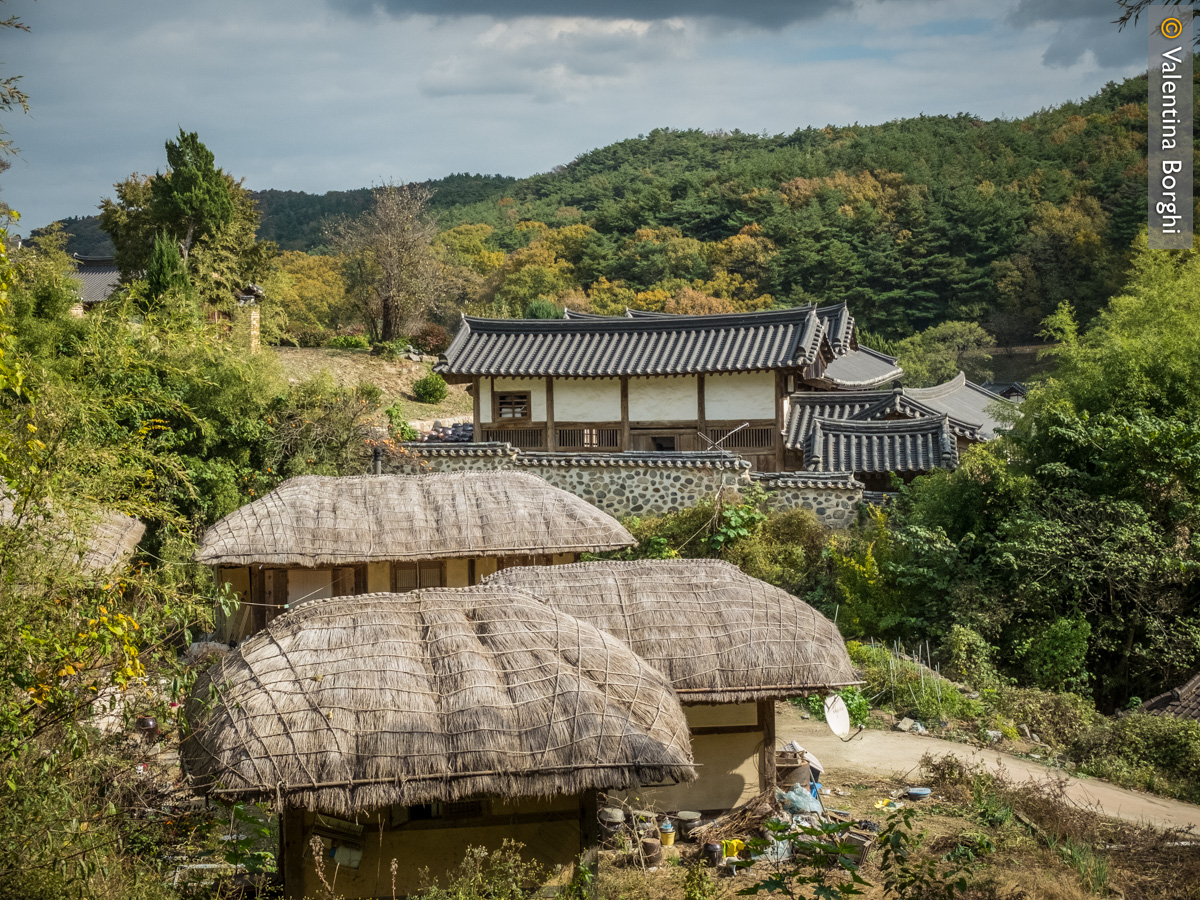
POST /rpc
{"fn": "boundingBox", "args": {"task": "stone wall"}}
[384,443,864,527]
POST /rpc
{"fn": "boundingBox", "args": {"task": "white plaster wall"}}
[628,376,698,422]
[288,568,332,607]
[706,371,777,420]
[483,377,547,423]
[446,558,471,587]
[553,378,621,422]
[478,378,491,422]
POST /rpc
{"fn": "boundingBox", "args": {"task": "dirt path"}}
[775,704,1200,831]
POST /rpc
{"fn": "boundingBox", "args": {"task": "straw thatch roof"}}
[0,482,144,575]
[194,472,634,567]
[182,588,696,815]
[483,559,858,704]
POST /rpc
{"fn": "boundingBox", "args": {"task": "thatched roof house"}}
[0,483,144,575]
[183,587,694,898]
[196,472,634,642]
[196,472,633,567]
[483,559,858,811]
[483,559,857,703]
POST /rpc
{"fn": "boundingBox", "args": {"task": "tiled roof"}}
[784,390,890,448]
[906,373,1008,439]
[437,307,829,379]
[72,255,120,306]
[820,346,903,388]
[805,416,958,474]
[784,374,1012,449]
[815,303,855,355]
[1141,674,1200,721]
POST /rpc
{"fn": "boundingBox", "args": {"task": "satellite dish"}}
[824,694,851,740]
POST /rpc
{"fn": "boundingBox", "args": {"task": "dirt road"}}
[775,703,1200,832]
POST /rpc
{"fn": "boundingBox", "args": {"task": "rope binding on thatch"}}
[182,587,696,816]
[194,472,635,567]
[482,559,860,704]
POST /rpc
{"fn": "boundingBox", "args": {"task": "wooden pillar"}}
[758,700,777,791]
[281,807,306,900]
[620,377,630,451]
[774,371,787,472]
[545,376,556,451]
[472,377,481,437]
[579,790,600,900]
[697,374,707,446]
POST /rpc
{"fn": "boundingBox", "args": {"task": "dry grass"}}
[271,347,472,422]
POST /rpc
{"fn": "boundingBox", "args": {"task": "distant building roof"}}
[981,381,1028,401]
[818,346,904,388]
[437,307,831,380]
[784,373,1012,450]
[805,415,958,474]
[1141,674,1200,721]
[71,254,120,306]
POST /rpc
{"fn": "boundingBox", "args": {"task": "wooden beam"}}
[758,700,777,791]
[580,790,600,900]
[472,377,481,436]
[545,376,556,452]
[774,371,786,472]
[281,808,306,900]
[620,377,630,451]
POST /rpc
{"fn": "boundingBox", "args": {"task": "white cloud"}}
[0,0,1148,232]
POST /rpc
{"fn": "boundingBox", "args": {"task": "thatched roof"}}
[0,482,144,575]
[194,472,634,567]
[482,559,858,704]
[182,588,695,815]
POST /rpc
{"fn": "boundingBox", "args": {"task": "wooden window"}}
[706,426,775,450]
[494,391,531,421]
[557,426,621,451]
[652,435,676,452]
[480,427,545,449]
[392,562,444,592]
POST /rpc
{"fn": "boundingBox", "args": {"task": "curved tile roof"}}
[437,307,828,379]
[805,415,958,474]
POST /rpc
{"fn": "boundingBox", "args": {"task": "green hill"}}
[41,63,1194,342]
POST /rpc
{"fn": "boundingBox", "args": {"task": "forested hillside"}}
[45,66,1185,344]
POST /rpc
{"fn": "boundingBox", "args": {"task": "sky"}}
[2,0,1149,232]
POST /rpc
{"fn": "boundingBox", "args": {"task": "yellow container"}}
[659,827,676,847]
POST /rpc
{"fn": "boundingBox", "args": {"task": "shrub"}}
[525,298,564,319]
[944,625,1001,690]
[413,372,449,405]
[1013,617,1091,694]
[286,327,327,348]
[848,641,984,724]
[356,382,384,405]
[385,402,420,441]
[412,323,450,354]
[805,686,871,727]
[374,337,411,359]
[1072,712,1200,801]
[327,333,370,350]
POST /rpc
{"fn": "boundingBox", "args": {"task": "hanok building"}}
[483,559,859,812]
[195,472,635,643]
[436,304,915,473]
[436,303,1009,482]
[782,373,1010,489]
[182,588,695,900]
[68,254,121,317]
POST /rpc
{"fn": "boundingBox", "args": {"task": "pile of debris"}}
[423,421,473,442]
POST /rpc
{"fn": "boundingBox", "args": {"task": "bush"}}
[285,326,327,348]
[805,686,871,727]
[413,372,449,405]
[848,641,984,724]
[327,333,370,350]
[993,686,1100,749]
[1072,713,1200,801]
[374,337,411,360]
[356,382,384,405]
[525,298,564,319]
[385,402,420,441]
[412,323,450,354]
[1013,617,1091,694]
[944,625,1001,690]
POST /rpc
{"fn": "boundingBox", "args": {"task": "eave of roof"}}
[437,307,827,379]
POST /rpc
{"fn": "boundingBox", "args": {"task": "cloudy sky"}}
[3,0,1147,232]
